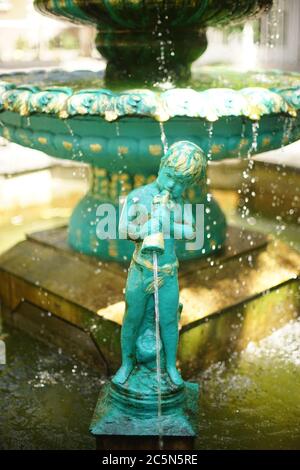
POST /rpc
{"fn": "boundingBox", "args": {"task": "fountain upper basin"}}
[1,67,300,173]
[33,2,274,91]
[34,0,273,30]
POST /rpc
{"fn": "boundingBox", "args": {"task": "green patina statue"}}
[90,141,206,445]
[113,141,206,387]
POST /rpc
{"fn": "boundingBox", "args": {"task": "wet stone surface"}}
[0,325,104,450]
[0,318,300,449]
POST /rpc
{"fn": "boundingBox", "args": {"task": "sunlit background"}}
[0,0,299,71]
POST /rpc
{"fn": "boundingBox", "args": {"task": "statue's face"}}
[157,167,186,200]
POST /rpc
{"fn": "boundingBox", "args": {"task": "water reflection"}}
[196,319,300,450]
[0,317,299,449]
[0,326,103,450]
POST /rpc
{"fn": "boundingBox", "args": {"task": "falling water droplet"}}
[250,121,259,155]
[238,121,246,157]
[159,122,168,154]
[64,120,74,137]
[281,116,295,147]
[265,0,285,49]
[207,122,214,159]
[115,121,120,137]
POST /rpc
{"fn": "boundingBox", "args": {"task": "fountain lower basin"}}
[1,285,300,450]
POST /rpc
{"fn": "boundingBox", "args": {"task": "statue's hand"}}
[152,190,170,207]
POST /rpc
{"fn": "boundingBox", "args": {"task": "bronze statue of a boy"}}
[113,141,206,387]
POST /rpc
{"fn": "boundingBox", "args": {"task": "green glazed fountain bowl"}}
[1,67,300,169]
[1,66,300,262]
[34,0,272,30]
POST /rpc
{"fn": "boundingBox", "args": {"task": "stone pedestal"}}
[90,380,198,450]
[0,225,299,376]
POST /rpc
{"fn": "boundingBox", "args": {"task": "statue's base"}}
[0,225,299,376]
[90,382,198,450]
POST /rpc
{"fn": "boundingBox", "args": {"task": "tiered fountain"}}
[1,0,300,449]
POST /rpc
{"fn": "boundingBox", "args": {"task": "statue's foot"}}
[112,364,134,385]
[167,366,184,387]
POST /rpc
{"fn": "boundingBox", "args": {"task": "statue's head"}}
[157,141,206,199]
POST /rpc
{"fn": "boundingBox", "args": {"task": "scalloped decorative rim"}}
[1,72,300,123]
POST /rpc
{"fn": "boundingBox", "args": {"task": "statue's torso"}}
[128,183,180,269]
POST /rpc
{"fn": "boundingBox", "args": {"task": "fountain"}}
[0,0,300,448]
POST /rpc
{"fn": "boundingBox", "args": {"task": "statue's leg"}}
[112,264,148,385]
[158,273,183,387]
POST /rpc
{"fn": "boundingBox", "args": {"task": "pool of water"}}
[0,325,102,450]
[0,316,299,450]
[1,66,300,92]
[0,180,299,450]
[198,320,300,450]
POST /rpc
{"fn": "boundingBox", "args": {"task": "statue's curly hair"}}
[159,141,206,185]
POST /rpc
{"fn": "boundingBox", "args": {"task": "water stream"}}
[159,122,169,155]
[115,121,125,163]
[281,116,295,148]
[207,122,214,159]
[264,0,285,49]
[153,4,175,88]
[250,121,259,155]
[152,252,163,449]
[240,121,260,220]
[63,120,74,139]
[238,122,246,158]
[63,120,86,180]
